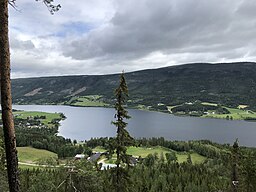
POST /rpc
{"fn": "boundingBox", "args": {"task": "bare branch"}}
[8,0,21,12]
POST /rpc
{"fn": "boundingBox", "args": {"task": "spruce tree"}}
[111,71,134,192]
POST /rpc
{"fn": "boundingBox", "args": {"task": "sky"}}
[9,0,256,78]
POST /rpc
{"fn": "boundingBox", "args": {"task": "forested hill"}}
[11,62,256,110]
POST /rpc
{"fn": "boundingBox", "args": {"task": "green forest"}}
[0,73,256,191]
[1,136,256,191]
[10,62,256,112]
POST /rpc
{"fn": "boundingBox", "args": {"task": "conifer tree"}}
[111,71,134,192]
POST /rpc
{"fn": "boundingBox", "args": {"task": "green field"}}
[93,146,107,153]
[68,95,110,107]
[168,102,256,120]
[203,106,256,120]
[127,146,173,158]
[176,152,206,164]
[127,146,206,164]
[18,163,56,170]
[94,146,206,164]
[17,147,57,163]
[201,102,218,106]
[13,111,62,126]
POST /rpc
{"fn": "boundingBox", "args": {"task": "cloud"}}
[63,0,254,60]
[8,0,256,78]
[10,38,35,50]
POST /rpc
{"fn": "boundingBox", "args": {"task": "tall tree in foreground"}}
[0,0,20,190]
[111,72,134,192]
[0,1,60,191]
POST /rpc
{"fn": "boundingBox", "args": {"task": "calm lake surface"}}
[13,105,256,147]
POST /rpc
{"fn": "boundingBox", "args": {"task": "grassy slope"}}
[13,111,62,127]
[18,164,56,170]
[94,146,206,164]
[67,95,110,107]
[127,146,172,158]
[93,146,107,153]
[203,106,256,120]
[127,146,206,164]
[17,147,57,163]
[168,101,256,120]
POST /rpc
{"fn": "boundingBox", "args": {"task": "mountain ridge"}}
[11,62,256,111]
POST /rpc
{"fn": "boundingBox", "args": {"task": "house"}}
[87,152,106,162]
[100,163,117,170]
[75,154,85,159]
[129,156,138,166]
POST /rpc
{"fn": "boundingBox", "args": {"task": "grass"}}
[13,111,62,126]
[127,146,172,158]
[18,164,56,170]
[94,146,206,164]
[127,146,206,164]
[70,95,110,107]
[201,102,218,106]
[168,102,256,120]
[93,146,107,153]
[176,152,206,164]
[203,106,256,120]
[17,147,57,163]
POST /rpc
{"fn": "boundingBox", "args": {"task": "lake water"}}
[12,105,256,147]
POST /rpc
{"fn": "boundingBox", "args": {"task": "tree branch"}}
[8,0,20,11]
[36,0,61,14]
[8,0,61,14]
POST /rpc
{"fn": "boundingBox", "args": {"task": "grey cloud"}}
[63,0,250,62]
[10,38,35,50]
[236,1,256,18]
[9,0,256,78]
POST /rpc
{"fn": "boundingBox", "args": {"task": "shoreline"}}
[13,102,256,122]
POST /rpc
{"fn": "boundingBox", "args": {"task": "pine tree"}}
[0,1,20,190]
[111,71,134,192]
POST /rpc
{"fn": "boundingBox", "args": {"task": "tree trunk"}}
[0,0,20,191]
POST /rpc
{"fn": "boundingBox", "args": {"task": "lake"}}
[12,105,256,147]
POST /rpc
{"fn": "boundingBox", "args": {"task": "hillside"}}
[11,62,256,111]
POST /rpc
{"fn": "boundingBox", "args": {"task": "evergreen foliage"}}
[10,62,256,112]
[231,139,239,192]
[241,151,256,191]
[14,137,256,191]
[110,72,134,192]
[19,160,102,192]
